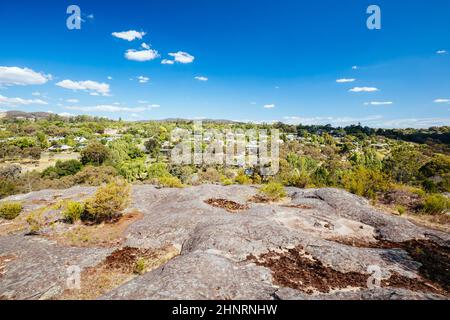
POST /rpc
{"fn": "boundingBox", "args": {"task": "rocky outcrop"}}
[0,185,449,300]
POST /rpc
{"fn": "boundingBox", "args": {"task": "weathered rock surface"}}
[1,185,449,300]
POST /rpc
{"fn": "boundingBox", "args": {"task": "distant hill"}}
[0,110,55,120]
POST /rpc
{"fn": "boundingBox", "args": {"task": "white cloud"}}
[137,101,159,107]
[349,87,379,93]
[436,50,447,54]
[58,112,75,117]
[352,66,359,70]
[283,115,383,126]
[0,66,51,86]
[364,101,393,106]
[112,30,146,41]
[434,98,450,103]
[31,92,41,96]
[161,59,175,65]
[66,99,79,103]
[0,94,48,106]
[194,76,208,81]
[137,76,149,83]
[263,104,276,109]
[56,79,110,96]
[107,76,113,80]
[336,78,356,83]
[125,49,159,62]
[168,51,195,64]
[141,42,150,50]
[282,115,450,128]
[370,118,450,128]
[66,105,148,113]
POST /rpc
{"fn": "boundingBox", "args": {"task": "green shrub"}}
[42,159,83,179]
[62,201,85,223]
[118,159,148,182]
[341,166,389,199]
[422,194,449,215]
[259,182,287,201]
[26,209,45,234]
[0,202,23,220]
[221,176,233,186]
[134,258,147,275]
[158,176,184,188]
[395,205,406,215]
[235,171,252,185]
[147,162,171,180]
[73,165,118,186]
[83,179,131,223]
[80,141,111,166]
[0,179,17,199]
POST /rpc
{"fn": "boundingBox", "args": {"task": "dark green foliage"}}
[42,160,83,179]
[81,141,111,166]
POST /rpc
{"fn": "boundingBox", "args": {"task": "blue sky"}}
[0,0,449,128]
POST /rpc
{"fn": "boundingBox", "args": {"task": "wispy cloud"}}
[264,104,276,109]
[66,105,149,113]
[0,94,48,106]
[282,115,449,128]
[168,51,195,64]
[283,115,383,126]
[58,112,75,117]
[364,101,393,106]
[436,50,447,54]
[161,59,174,65]
[56,79,110,96]
[194,76,208,81]
[336,78,355,83]
[112,30,146,41]
[0,66,51,86]
[137,76,149,83]
[434,98,450,103]
[349,87,379,93]
[66,99,79,103]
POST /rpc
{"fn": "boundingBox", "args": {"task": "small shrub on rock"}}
[158,176,184,188]
[62,201,85,224]
[235,171,252,185]
[422,194,449,215]
[259,182,287,202]
[83,179,131,223]
[134,258,147,275]
[26,210,45,234]
[0,201,23,220]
